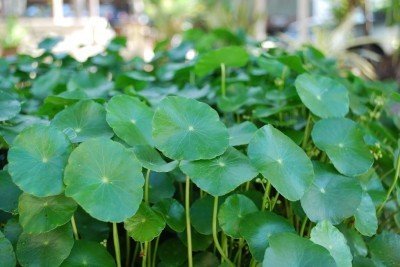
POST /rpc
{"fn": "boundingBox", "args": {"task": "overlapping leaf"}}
[64,138,144,222]
[248,125,314,201]
[152,96,229,160]
[8,125,71,197]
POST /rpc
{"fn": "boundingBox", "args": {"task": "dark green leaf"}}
[239,211,295,262]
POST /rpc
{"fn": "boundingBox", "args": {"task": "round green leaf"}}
[64,138,144,222]
[310,220,352,267]
[67,71,113,99]
[74,208,109,242]
[248,125,314,201]
[300,162,363,224]
[8,125,71,197]
[132,145,178,172]
[311,118,373,176]
[51,100,113,143]
[369,231,400,267]
[195,46,249,76]
[239,211,295,262]
[177,227,213,252]
[228,121,258,147]
[158,238,187,266]
[152,96,229,160]
[295,74,349,118]
[106,95,154,146]
[193,252,219,267]
[218,194,258,238]
[16,224,74,267]
[353,256,376,267]
[4,218,22,248]
[0,170,22,213]
[263,232,336,267]
[190,195,221,235]
[354,193,378,237]
[148,172,176,204]
[180,147,258,196]
[153,198,185,232]
[340,227,368,257]
[60,240,115,267]
[0,90,20,121]
[0,231,16,267]
[124,203,165,242]
[18,193,77,234]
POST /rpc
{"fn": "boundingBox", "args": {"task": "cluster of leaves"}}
[0,29,400,267]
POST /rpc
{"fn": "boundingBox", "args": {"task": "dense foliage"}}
[0,29,400,267]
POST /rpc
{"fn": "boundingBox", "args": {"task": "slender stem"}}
[132,242,139,267]
[126,231,131,267]
[299,217,308,237]
[302,113,312,149]
[261,181,271,211]
[378,154,400,215]
[245,181,251,191]
[269,192,280,211]
[144,169,151,204]
[213,196,234,266]
[190,71,195,85]
[220,63,226,97]
[147,241,152,267]
[285,199,294,225]
[185,176,193,267]
[71,216,79,240]
[113,223,122,267]
[151,236,160,267]
[141,242,148,267]
[222,233,228,257]
[234,239,244,266]
[306,221,313,237]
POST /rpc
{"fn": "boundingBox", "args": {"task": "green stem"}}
[261,181,271,211]
[190,71,195,85]
[378,154,400,215]
[302,113,312,150]
[269,191,280,211]
[113,223,122,267]
[299,217,308,237]
[213,196,234,266]
[144,169,151,204]
[222,233,228,258]
[141,242,148,267]
[220,63,226,97]
[125,231,131,267]
[151,236,160,267]
[132,242,139,267]
[185,176,194,267]
[245,181,251,191]
[234,239,244,266]
[71,215,79,240]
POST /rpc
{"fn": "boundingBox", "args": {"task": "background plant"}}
[0,32,399,266]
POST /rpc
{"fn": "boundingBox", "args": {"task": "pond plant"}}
[0,30,400,266]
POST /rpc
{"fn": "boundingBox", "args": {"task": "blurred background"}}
[0,0,399,81]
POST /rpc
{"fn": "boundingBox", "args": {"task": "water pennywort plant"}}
[0,32,400,266]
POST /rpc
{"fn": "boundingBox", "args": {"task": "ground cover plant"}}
[0,29,400,266]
